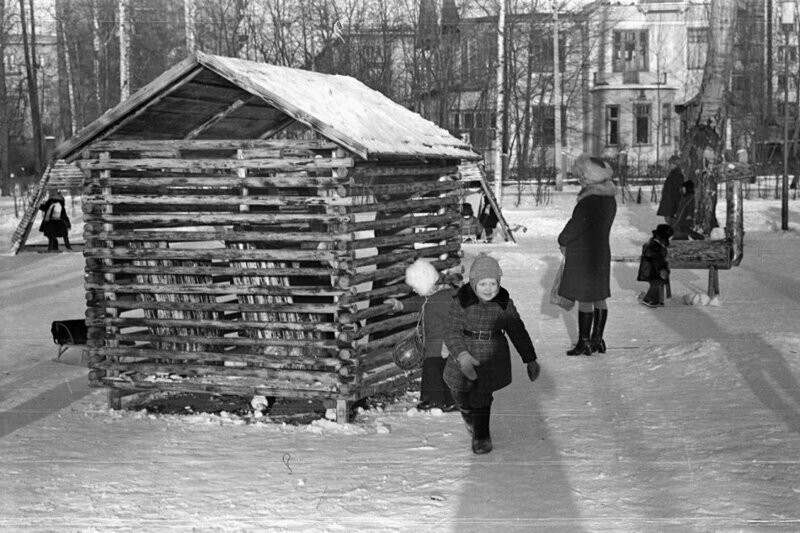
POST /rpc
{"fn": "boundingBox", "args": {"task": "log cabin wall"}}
[80,137,464,404]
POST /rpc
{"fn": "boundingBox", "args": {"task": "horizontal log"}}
[89,346,343,369]
[92,175,345,189]
[96,376,346,397]
[348,241,461,270]
[79,156,354,172]
[89,139,341,152]
[85,281,344,297]
[348,227,458,251]
[348,178,462,196]
[83,212,345,225]
[346,194,460,214]
[83,246,337,262]
[669,239,732,269]
[114,332,338,350]
[342,313,420,342]
[359,363,419,390]
[350,164,457,178]
[342,257,461,287]
[337,303,396,325]
[83,193,350,207]
[86,264,333,278]
[339,213,454,233]
[90,229,351,243]
[91,298,342,314]
[89,316,338,333]
[94,363,343,388]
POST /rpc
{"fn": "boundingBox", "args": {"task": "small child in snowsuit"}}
[443,254,539,454]
[460,203,481,242]
[386,259,458,412]
[638,224,674,307]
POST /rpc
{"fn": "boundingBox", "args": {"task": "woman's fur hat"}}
[405,259,440,296]
[573,154,613,184]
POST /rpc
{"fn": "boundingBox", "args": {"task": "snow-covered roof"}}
[53,52,479,163]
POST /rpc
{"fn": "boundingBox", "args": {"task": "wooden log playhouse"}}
[50,52,480,421]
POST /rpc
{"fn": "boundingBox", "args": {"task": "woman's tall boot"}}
[590,308,608,353]
[566,311,593,356]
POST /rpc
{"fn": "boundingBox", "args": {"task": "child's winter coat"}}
[637,227,672,283]
[442,284,536,395]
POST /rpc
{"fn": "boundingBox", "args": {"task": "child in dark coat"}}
[386,259,458,412]
[38,190,72,251]
[638,224,674,307]
[443,254,539,454]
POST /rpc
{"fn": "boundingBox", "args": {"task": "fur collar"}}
[577,180,617,203]
[456,284,510,309]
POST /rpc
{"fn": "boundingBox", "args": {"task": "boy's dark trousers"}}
[451,389,494,454]
[644,280,666,305]
[419,358,454,408]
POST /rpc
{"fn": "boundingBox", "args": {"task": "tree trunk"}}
[119,0,130,100]
[0,0,9,195]
[19,0,45,174]
[185,0,196,54]
[681,0,737,234]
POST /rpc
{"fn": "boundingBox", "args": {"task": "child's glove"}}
[456,352,480,380]
[526,361,540,382]
[383,298,403,312]
[659,269,669,280]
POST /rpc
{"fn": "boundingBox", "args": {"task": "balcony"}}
[592,71,668,88]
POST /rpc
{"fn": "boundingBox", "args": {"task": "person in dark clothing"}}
[38,190,72,251]
[557,154,617,356]
[657,155,684,226]
[460,203,481,242]
[638,224,674,307]
[477,194,499,243]
[443,254,539,454]
[386,259,458,412]
[671,180,697,240]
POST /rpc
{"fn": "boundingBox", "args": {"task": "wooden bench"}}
[668,239,733,298]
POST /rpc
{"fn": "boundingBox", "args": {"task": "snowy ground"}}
[1,187,800,532]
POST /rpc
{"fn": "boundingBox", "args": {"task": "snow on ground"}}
[1,187,800,532]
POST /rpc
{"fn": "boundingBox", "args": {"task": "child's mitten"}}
[526,361,540,382]
[457,352,480,380]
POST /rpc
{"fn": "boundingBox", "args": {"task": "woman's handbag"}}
[550,259,575,311]
[392,299,426,371]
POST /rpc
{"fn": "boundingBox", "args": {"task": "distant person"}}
[657,155,684,226]
[637,224,674,308]
[557,154,617,356]
[460,203,481,242]
[443,254,539,454]
[39,190,72,252]
[477,194,499,243]
[671,180,700,240]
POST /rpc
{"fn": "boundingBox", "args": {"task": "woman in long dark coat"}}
[557,155,617,356]
[38,190,72,251]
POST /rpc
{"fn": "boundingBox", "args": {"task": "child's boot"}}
[590,308,608,353]
[471,405,493,454]
[567,311,593,356]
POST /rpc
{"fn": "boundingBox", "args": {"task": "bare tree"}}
[18,0,44,173]
[0,0,9,194]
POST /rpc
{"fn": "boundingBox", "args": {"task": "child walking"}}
[387,259,458,412]
[637,224,674,307]
[443,254,539,454]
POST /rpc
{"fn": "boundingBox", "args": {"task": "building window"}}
[661,103,672,146]
[634,103,651,145]
[461,32,495,80]
[613,30,649,72]
[606,105,619,146]
[687,28,708,70]
[532,105,567,145]
[778,45,798,63]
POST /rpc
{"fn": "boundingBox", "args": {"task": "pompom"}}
[405,259,440,296]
